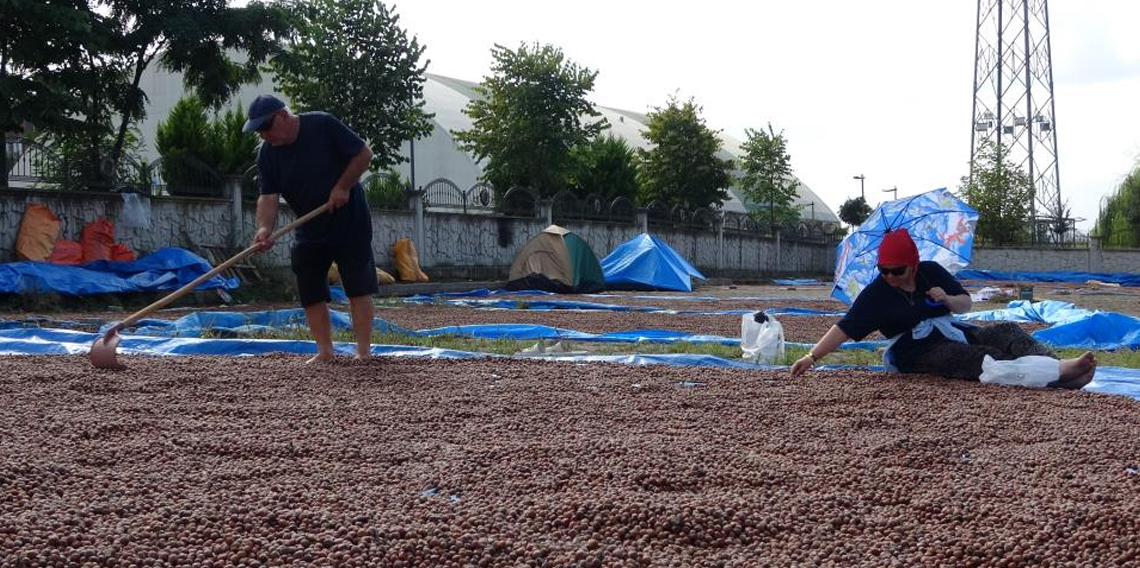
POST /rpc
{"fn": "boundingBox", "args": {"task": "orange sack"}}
[15,204,61,261]
[110,242,136,262]
[392,238,429,283]
[80,218,116,262]
[48,240,84,265]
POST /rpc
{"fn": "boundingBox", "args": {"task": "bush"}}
[155,97,257,196]
[364,170,409,210]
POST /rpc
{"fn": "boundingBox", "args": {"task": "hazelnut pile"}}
[1,354,1137,567]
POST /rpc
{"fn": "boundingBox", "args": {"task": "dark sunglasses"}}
[256,113,277,133]
[877,265,908,277]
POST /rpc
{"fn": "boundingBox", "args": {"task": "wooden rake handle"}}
[106,203,331,335]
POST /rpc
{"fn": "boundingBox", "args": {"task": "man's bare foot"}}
[306,353,336,364]
[1051,351,1096,389]
[352,353,370,361]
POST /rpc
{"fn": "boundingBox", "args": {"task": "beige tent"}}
[506,225,605,293]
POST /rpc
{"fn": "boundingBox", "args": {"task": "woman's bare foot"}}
[1052,351,1096,389]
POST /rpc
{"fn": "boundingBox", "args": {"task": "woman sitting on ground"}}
[789,228,1096,389]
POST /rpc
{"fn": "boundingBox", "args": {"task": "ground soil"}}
[2,355,1138,567]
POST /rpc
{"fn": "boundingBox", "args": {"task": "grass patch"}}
[200,325,893,366]
[1057,348,1140,368]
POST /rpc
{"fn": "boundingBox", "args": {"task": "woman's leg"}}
[899,340,1008,381]
[970,322,1056,358]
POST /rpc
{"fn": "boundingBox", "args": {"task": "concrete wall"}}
[970,240,1140,274]
[9,189,1140,282]
[0,189,838,279]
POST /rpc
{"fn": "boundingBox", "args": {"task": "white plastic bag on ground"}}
[979,355,1059,388]
[741,312,785,364]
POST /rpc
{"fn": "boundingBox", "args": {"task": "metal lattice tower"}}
[970,0,1065,239]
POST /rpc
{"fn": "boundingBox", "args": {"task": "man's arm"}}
[327,145,374,211]
[253,193,279,252]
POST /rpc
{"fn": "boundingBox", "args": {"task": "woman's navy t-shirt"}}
[837,261,969,367]
[257,112,368,245]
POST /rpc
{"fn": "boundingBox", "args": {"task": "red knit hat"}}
[878,228,919,268]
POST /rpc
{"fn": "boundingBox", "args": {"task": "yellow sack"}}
[393,238,429,282]
[16,204,61,261]
[376,268,396,285]
[331,262,397,285]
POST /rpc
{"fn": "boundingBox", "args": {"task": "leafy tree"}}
[737,123,800,230]
[838,196,872,227]
[1095,163,1140,248]
[568,134,639,202]
[0,0,92,187]
[454,42,606,197]
[209,105,258,176]
[156,97,214,163]
[271,0,433,171]
[5,0,290,188]
[636,96,732,210]
[958,140,1032,245]
[155,96,258,193]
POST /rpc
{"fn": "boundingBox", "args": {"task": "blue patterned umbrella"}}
[832,188,979,304]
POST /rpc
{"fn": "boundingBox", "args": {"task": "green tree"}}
[5,0,290,188]
[838,195,872,227]
[0,0,92,188]
[271,0,433,171]
[454,42,606,197]
[209,104,258,176]
[958,141,1032,245]
[568,134,639,202]
[636,96,732,210]
[155,97,257,194]
[1095,163,1140,248]
[737,123,800,230]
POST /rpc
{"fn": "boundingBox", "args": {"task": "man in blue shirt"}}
[244,94,377,363]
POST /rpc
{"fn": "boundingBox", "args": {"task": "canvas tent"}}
[507,225,605,293]
[601,233,705,292]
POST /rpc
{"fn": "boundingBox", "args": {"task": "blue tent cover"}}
[601,234,705,292]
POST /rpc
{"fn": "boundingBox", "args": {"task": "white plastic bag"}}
[741,312,785,364]
[978,355,1059,388]
[120,192,151,229]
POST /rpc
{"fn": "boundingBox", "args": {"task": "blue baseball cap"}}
[243,94,287,132]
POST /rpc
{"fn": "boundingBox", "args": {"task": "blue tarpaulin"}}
[0,327,1136,400]
[601,234,705,292]
[958,269,1140,287]
[115,309,407,338]
[772,279,822,286]
[0,248,238,295]
[958,300,1093,325]
[1033,312,1140,350]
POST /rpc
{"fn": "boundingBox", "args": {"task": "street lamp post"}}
[853,174,865,200]
[883,186,898,201]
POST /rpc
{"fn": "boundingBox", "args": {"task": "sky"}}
[393,0,1140,231]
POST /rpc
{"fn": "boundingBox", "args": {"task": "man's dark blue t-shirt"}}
[257,112,368,244]
[837,261,969,367]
